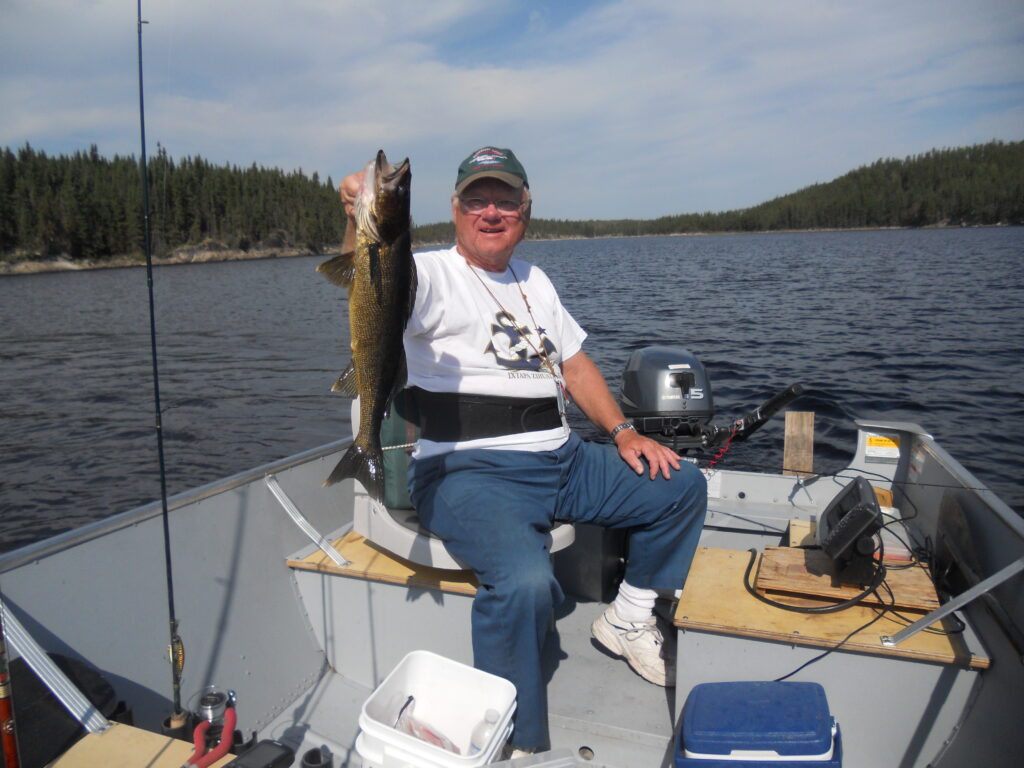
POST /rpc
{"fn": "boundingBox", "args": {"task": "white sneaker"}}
[591,605,676,687]
[500,744,537,761]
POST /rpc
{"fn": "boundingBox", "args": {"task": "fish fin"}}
[317,251,356,289]
[331,361,359,395]
[323,443,385,502]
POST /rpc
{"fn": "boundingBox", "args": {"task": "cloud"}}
[1,0,1021,224]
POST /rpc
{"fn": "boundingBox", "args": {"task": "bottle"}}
[469,708,500,755]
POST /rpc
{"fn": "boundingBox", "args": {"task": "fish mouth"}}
[375,150,411,190]
[355,150,411,238]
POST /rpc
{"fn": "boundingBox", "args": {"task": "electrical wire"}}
[770,606,892,684]
[706,427,737,469]
[772,585,895,683]
[742,547,888,614]
[875,517,926,570]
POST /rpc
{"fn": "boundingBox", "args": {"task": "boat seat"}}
[350,393,574,571]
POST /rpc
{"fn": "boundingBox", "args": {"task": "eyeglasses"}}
[458,196,525,214]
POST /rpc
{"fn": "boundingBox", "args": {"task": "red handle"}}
[194,706,237,768]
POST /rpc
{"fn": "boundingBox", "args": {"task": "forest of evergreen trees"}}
[1,140,1020,264]
[0,144,346,261]
[417,140,1024,243]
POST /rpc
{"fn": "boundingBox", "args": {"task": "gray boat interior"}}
[1,419,1022,767]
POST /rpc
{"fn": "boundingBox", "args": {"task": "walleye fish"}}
[318,150,416,501]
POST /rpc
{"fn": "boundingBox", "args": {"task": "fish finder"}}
[816,476,884,587]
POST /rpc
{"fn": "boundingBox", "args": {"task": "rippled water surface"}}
[1,228,1021,552]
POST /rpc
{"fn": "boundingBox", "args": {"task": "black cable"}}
[874,579,965,636]
[742,548,888,614]
[773,574,896,683]
[875,518,922,570]
[884,606,965,636]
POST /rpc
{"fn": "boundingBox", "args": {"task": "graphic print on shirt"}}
[484,310,557,372]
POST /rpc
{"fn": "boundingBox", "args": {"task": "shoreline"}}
[0,245,337,276]
[1,223,1013,276]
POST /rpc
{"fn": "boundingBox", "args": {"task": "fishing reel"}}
[176,684,253,766]
[180,686,296,768]
[190,685,235,725]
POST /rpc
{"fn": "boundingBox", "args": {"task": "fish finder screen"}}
[816,476,884,586]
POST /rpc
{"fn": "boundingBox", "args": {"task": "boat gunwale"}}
[853,418,1024,536]
[0,436,353,573]
[4,418,1020,576]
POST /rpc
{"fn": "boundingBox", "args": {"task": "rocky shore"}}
[0,244,338,276]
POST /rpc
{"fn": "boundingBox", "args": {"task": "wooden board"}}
[756,546,941,612]
[673,547,988,670]
[787,519,817,548]
[49,722,235,767]
[286,531,478,597]
[783,411,814,476]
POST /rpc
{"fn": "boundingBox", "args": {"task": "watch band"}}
[609,421,636,439]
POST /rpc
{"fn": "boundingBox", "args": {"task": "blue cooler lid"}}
[681,682,834,759]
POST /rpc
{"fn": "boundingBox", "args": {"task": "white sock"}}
[612,580,658,623]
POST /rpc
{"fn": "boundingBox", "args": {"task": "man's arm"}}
[338,171,363,253]
[561,351,681,479]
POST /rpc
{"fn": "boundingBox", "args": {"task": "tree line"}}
[414,140,1024,244]
[1,140,1021,263]
[0,144,346,261]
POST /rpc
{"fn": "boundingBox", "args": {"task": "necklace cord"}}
[464,262,568,400]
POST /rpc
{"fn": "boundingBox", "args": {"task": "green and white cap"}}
[455,147,529,194]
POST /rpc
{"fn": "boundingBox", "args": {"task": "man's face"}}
[452,178,530,271]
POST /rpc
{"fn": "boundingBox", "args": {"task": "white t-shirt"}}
[406,246,587,458]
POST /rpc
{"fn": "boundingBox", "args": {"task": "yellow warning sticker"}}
[867,435,899,449]
[865,432,900,461]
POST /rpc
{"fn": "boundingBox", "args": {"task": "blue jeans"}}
[408,433,707,750]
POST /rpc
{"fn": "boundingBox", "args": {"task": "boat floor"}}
[261,596,676,767]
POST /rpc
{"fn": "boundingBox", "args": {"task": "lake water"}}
[1,228,1021,553]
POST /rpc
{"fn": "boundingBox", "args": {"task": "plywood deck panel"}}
[49,723,235,768]
[674,547,989,670]
[286,531,478,596]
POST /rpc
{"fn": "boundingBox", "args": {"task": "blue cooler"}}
[676,682,841,767]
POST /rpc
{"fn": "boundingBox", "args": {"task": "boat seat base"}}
[287,530,479,596]
[354,493,575,571]
[349,395,575,571]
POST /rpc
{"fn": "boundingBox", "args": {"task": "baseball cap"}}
[454,147,529,194]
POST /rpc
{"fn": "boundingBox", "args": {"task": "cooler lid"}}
[681,682,834,759]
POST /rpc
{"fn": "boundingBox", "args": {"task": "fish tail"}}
[323,441,386,503]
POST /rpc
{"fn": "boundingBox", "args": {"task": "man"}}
[339,147,706,753]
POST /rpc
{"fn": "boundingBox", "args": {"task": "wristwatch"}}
[608,421,636,440]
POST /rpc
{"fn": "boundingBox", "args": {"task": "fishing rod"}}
[137,0,187,731]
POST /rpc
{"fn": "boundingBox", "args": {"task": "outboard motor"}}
[620,345,804,455]
[620,346,715,451]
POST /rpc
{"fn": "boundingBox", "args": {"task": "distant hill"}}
[415,140,1024,243]
[1,140,1020,266]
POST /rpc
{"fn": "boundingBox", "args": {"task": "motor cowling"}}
[619,346,714,449]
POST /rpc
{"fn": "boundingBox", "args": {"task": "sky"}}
[2,0,1022,225]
